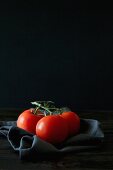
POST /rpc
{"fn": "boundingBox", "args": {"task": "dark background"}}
[0,2,113,111]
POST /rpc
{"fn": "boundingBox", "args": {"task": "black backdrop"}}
[0,2,113,111]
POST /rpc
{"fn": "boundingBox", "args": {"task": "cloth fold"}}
[0,119,104,161]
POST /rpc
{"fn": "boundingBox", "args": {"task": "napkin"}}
[0,119,104,161]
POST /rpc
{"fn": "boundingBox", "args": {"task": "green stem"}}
[31,101,63,116]
[31,102,52,115]
[41,106,52,115]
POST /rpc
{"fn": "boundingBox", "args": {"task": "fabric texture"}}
[0,119,104,161]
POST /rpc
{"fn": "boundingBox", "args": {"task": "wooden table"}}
[0,109,113,170]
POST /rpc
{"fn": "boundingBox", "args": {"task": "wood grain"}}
[0,110,113,170]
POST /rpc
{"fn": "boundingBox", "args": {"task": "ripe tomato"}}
[36,115,68,144]
[61,111,80,136]
[17,109,44,134]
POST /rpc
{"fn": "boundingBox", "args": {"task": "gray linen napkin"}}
[0,119,104,161]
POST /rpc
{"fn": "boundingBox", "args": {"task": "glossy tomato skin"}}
[36,115,68,144]
[61,111,80,136]
[17,109,44,134]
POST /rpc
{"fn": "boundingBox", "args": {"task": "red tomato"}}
[61,111,80,136]
[36,115,68,144]
[17,109,44,134]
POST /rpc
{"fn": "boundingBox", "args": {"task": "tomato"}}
[36,115,68,144]
[17,109,44,134]
[61,111,80,136]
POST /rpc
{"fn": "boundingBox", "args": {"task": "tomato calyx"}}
[29,108,44,117]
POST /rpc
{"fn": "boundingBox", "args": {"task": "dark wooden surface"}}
[0,109,113,170]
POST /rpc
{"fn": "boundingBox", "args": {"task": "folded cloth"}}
[0,119,104,161]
